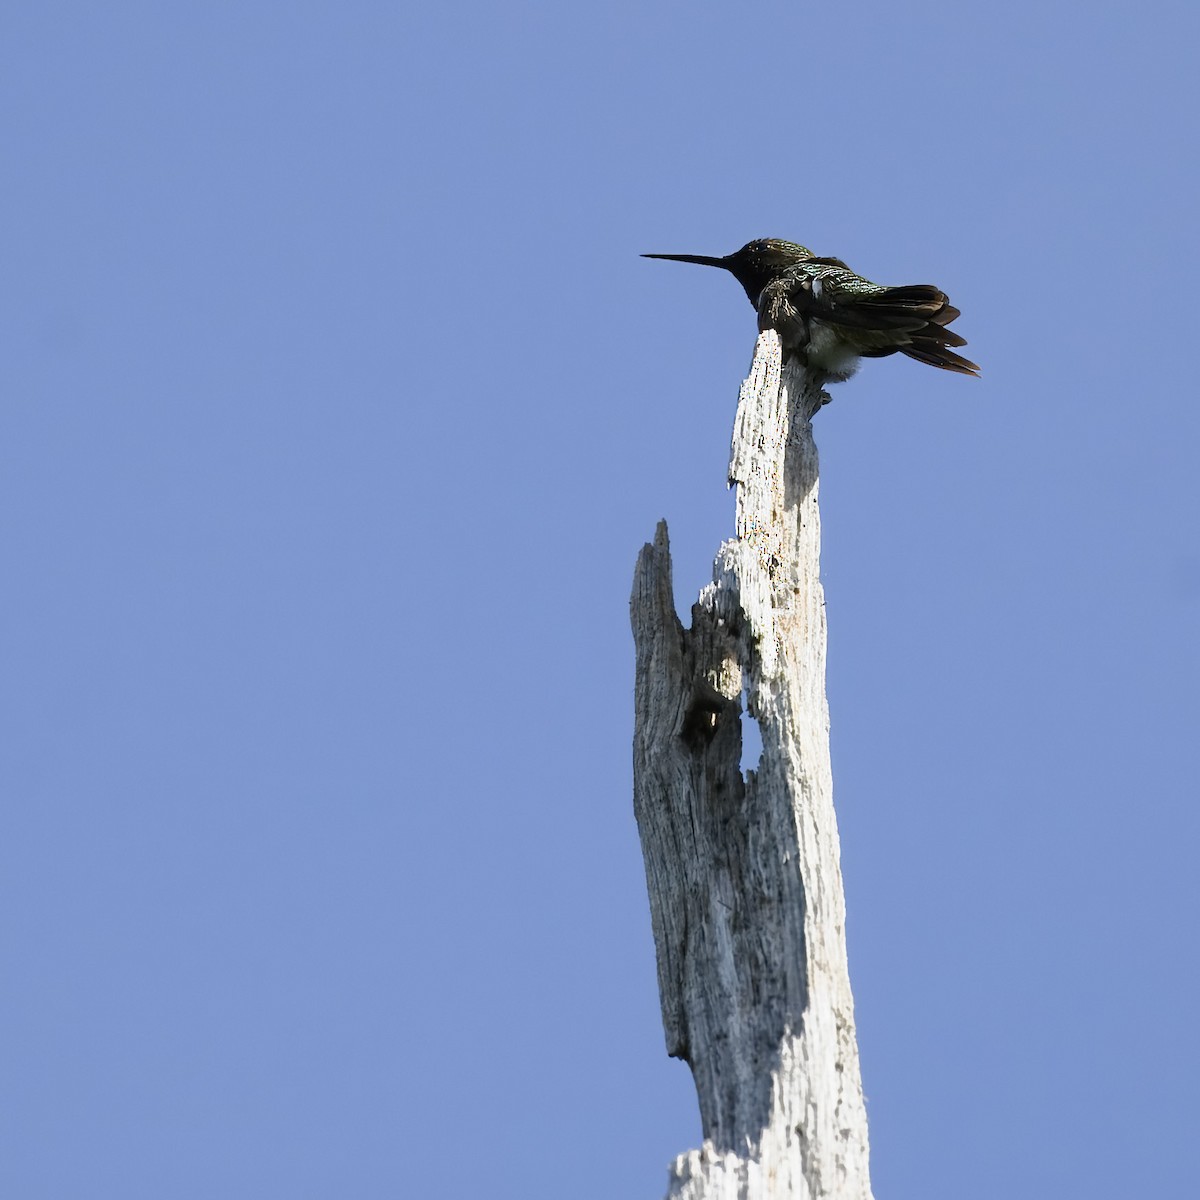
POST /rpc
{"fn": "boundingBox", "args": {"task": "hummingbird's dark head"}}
[642,238,813,307]
[723,239,814,304]
[735,239,814,271]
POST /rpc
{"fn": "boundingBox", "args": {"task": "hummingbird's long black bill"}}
[641,252,728,268]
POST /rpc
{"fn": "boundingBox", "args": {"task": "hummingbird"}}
[643,238,979,381]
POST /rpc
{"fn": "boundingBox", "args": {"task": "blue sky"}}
[2,3,1197,1196]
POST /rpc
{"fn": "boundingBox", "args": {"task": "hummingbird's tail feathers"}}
[900,339,981,377]
[926,325,969,348]
[832,283,978,375]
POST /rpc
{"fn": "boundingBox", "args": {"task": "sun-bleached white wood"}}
[631,332,873,1200]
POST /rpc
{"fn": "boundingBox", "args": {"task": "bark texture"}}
[631,332,873,1200]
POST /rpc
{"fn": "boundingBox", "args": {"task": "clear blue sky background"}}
[3,3,1197,1196]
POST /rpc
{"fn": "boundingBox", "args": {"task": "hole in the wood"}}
[680,696,723,751]
[740,689,763,777]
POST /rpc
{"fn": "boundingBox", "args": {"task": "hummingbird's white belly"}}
[806,321,861,381]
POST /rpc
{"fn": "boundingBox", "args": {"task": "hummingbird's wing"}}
[762,263,980,376]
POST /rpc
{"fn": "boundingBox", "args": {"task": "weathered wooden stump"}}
[631,332,873,1200]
